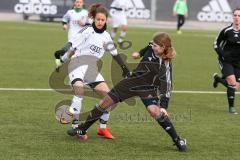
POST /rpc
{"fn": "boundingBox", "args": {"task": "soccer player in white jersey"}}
[110,0,131,44]
[64,3,130,139]
[62,0,88,41]
[54,0,91,70]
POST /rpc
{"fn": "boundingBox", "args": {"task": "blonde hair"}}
[153,32,176,60]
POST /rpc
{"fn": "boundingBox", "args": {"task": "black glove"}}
[121,65,131,78]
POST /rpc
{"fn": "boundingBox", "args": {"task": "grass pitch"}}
[0,21,239,160]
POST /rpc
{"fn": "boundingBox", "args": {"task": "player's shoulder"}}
[78,25,93,34]
[223,24,233,33]
[82,8,88,13]
[102,31,112,40]
[67,9,75,14]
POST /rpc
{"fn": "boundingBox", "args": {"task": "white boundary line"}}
[0,88,239,94]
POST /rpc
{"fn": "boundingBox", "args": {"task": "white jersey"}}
[62,9,89,41]
[70,26,118,59]
[110,0,131,12]
[68,26,118,84]
[110,0,131,27]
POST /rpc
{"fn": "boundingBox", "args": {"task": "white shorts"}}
[68,56,104,85]
[111,11,127,28]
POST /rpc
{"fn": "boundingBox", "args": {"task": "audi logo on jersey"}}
[14,0,57,15]
[90,45,102,54]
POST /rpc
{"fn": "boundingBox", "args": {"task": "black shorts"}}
[141,96,169,109]
[108,72,159,103]
[219,61,240,81]
[141,98,159,107]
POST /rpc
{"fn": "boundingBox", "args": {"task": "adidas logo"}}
[14,0,57,15]
[197,0,232,22]
[110,0,150,19]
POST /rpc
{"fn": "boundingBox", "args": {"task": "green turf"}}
[0,21,239,160]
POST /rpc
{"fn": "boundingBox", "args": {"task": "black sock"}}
[156,115,178,142]
[79,105,106,131]
[227,85,235,107]
[217,77,228,88]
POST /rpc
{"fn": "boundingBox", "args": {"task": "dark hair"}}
[88,3,108,18]
[233,7,240,14]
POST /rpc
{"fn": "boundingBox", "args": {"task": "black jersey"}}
[214,24,240,66]
[108,43,173,104]
[134,42,173,98]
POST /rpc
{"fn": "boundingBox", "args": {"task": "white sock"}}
[60,52,69,62]
[110,32,116,40]
[118,31,126,43]
[99,112,110,128]
[69,95,83,128]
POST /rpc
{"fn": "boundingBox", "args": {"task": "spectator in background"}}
[110,0,131,44]
[54,0,91,70]
[172,0,188,34]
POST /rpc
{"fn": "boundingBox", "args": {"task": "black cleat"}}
[67,127,88,140]
[174,137,187,152]
[54,49,65,59]
[213,73,220,88]
[67,128,80,136]
[67,127,86,136]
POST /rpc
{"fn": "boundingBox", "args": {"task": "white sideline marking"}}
[0,88,239,94]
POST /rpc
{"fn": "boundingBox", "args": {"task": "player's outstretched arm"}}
[112,54,131,78]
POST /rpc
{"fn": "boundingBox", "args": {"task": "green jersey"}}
[173,0,188,15]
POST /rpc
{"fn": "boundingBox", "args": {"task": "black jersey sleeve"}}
[139,42,153,57]
[213,27,227,58]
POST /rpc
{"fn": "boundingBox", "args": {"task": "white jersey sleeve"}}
[104,32,118,56]
[62,10,70,23]
[70,26,91,49]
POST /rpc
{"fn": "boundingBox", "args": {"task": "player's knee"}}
[227,85,236,92]
[100,96,113,109]
[72,80,84,96]
[147,105,159,118]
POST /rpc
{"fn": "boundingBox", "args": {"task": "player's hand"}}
[159,108,168,117]
[79,20,85,26]
[132,52,140,59]
[63,24,68,30]
[122,66,131,78]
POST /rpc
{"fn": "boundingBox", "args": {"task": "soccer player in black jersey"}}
[213,7,240,114]
[67,32,187,152]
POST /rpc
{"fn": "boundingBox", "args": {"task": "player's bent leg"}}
[212,73,228,88]
[93,82,115,139]
[118,25,127,44]
[147,105,187,152]
[67,80,84,136]
[226,75,238,114]
[111,28,118,40]
[97,112,115,139]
